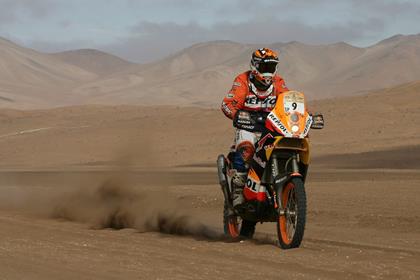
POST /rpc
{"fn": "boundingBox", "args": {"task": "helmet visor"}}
[257,61,278,74]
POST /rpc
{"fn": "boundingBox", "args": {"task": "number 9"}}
[292,102,297,110]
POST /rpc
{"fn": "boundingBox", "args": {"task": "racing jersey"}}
[221,71,289,119]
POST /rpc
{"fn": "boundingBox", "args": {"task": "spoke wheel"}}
[277,177,306,249]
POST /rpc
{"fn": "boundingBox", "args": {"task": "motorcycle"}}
[217,90,324,249]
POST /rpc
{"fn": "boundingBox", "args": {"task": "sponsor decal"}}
[264,144,274,151]
[254,156,266,168]
[233,82,241,87]
[237,119,251,124]
[246,178,259,192]
[245,95,276,108]
[302,115,313,137]
[256,133,274,152]
[226,93,234,98]
[222,103,232,115]
[284,91,304,103]
[275,175,287,184]
[238,111,250,120]
[240,125,255,130]
[267,113,291,136]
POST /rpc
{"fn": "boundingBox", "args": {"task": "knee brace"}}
[237,141,255,163]
[232,142,255,172]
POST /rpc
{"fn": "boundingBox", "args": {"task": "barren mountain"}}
[71,41,252,106]
[307,34,420,96]
[75,34,420,107]
[52,49,134,76]
[0,37,97,108]
[1,34,420,108]
[0,38,96,85]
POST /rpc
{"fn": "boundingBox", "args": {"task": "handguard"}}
[310,113,324,129]
[233,110,268,133]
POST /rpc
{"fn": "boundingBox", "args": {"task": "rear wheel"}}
[223,202,240,238]
[277,177,306,249]
[223,203,256,239]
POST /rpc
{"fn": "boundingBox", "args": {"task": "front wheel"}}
[277,177,306,249]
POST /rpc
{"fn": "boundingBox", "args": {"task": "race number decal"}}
[283,91,305,114]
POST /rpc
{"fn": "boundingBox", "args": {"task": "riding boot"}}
[232,171,247,208]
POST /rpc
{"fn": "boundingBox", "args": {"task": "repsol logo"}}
[246,179,258,192]
[303,116,312,136]
[268,113,288,134]
[245,96,276,107]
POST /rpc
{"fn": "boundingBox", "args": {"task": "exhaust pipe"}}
[217,155,232,207]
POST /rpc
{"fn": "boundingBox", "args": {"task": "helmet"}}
[250,48,279,96]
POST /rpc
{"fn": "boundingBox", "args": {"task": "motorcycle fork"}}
[272,152,300,211]
[270,153,280,209]
[290,153,301,176]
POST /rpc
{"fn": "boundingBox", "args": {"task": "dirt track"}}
[1,167,419,279]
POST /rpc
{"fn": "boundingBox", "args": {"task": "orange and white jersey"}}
[221,71,289,119]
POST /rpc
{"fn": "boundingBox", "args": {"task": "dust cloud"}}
[0,171,222,240]
[0,139,223,240]
[50,174,222,240]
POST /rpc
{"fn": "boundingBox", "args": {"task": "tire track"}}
[305,238,420,256]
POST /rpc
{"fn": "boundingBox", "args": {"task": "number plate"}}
[284,91,305,114]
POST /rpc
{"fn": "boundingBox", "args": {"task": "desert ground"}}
[0,79,419,279]
[0,35,419,279]
[0,167,419,280]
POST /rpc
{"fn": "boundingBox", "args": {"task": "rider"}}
[221,48,289,209]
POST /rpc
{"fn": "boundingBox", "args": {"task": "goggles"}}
[256,60,278,74]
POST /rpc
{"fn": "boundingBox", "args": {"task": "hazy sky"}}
[1,0,419,62]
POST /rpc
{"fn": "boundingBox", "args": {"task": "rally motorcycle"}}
[217,90,324,249]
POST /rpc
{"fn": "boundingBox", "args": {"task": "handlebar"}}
[234,110,325,132]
